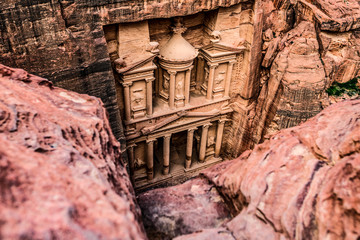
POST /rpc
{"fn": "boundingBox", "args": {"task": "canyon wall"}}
[228,0,360,156]
[0,64,146,239]
[140,99,360,239]
[258,0,360,138]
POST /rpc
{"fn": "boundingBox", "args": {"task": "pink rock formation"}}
[0,64,146,239]
[243,0,360,151]
[137,178,231,239]
[141,99,360,239]
[204,99,360,239]
[259,21,327,135]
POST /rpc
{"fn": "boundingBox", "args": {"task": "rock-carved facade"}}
[106,6,249,190]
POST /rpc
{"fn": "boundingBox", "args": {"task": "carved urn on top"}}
[158,18,198,109]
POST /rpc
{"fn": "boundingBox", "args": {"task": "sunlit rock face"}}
[140,99,360,240]
[202,99,360,240]
[248,0,360,148]
[0,64,146,240]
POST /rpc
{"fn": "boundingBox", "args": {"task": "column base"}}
[147,168,153,180]
[185,156,192,169]
[162,166,169,175]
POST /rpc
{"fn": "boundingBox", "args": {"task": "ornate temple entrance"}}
[104,5,251,189]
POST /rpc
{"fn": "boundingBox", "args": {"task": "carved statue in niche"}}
[134,157,144,168]
[207,136,215,147]
[132,89,144,109]
[176,80,183,97]
[215,71,225,87]
[163,74,169,90]
[204,67,209,84]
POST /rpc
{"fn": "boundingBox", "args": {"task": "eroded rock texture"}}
[232,0,360,153]
[0,64,146,239]
[141,99,360,240]
[138,178,232,239]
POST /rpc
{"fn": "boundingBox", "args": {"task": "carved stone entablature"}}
[118,56,157,122]
[199,43,244,100]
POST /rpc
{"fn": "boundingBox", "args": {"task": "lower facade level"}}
[127,115,228,190]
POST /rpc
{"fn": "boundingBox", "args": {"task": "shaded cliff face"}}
[0,64,146,239]
[139,99,360,239]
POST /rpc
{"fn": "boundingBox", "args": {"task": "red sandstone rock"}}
[140,99,360,239]
[203,99,360,239]
[0,64,146,239]
[137,178,231,240]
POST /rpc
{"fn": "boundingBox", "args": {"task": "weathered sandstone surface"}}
[140,99,360,239]
[138,178,232,239]
[230,0,360,154]
[0,64,146,239]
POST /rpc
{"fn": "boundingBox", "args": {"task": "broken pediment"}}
[115,54,157,75]
[201,43,245,59]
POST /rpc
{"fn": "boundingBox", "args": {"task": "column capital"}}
[187,66,194,71]
[168,70,177,76]
[207,62,219,69]
[145,77,155,83]
[187,127,197,133]
[229,60,237,65]
[127,142,137,149]
[146,138,157,144]
[163,133,172,139]
[203,123,212,129]
[218,118,228,124]
[198,55,204,60]
[122,82,133,88]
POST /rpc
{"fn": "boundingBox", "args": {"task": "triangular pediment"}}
[152,115,206,133]
[116,54,156,74]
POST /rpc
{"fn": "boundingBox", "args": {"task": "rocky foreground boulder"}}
[139,99,360,240]
[0,64,146,239]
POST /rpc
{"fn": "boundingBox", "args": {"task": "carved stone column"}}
[186,128,197,168]
[146,139,156,180]
[215,119,226,158]
[199,123,211,162]
[127,142,136,183]
[163,134,171,175]
[195,56,204,91]
[123,82,132,121]
[184,66,193,105]
[207,63,218,100]
[168,70,176,109]
[224,60,236,97]
[145,77,155,116]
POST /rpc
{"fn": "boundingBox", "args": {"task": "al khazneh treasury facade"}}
[104,4,254,189]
